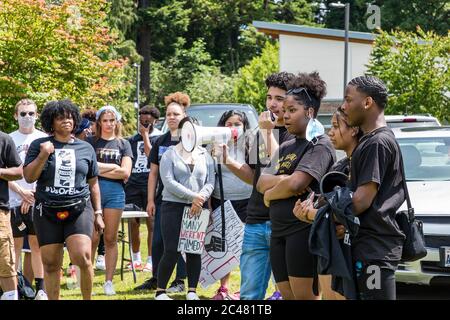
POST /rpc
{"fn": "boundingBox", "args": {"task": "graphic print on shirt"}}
[97,148,121,164]
[16,143,30,162]
[54,149,76,188]
[158,146,168,161]
[132,141,149,174]
[275,153,297,174]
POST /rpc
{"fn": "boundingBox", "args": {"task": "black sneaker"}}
[134,277,157,291]
[166,279,185,293]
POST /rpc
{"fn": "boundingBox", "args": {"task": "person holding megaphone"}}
[156,116,215,301]
[209,110,253,300]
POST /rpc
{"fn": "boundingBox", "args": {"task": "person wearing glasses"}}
[125,105,162,272]
[257,72,335,300]
[7,99,48,300]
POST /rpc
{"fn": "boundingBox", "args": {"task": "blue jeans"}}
[152,203,186,279]
[240,221,272,300]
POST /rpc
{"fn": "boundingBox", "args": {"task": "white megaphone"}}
[181,119,243,153]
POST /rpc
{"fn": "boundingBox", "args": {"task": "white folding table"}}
[120,210,148,283]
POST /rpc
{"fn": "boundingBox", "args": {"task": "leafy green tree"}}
[314,0,449,35]
[0,0,132,133]
[186,0,315,73]
[367,29,449,122]
[234,42,279,112]
[186,66,237,104]
[149,39,216,108]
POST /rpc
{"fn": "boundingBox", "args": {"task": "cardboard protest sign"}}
[177,206,210,255]
[198,200,244,288]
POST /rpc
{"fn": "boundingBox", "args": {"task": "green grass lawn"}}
[58,221,274,300]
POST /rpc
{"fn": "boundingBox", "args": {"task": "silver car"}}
[386,114,441,129]
[394,126,450,285]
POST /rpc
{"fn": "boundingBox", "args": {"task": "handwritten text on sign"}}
[178,207,210,255]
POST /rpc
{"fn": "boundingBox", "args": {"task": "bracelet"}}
[94,210,103,216]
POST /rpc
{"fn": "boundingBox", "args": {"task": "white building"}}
[253,21,376,105]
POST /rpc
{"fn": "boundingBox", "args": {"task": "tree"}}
[0,0,132,133]
[186,0,315,73]
[149,39,216,108]
[377,0,449,36]
[366,29,449,122]
[186,66,236,104]
[313,0,449,36]
[234,42,279,112]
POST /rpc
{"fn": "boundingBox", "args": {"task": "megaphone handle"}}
[217,163,226,247]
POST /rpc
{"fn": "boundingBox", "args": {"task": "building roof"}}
[253,21,376,44]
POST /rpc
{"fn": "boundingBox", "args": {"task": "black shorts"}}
[211,197,248,223]
[270,227,314,282]
[125,184,148,210]
[33,199,94,247]
[125,184,148,223]
[10,206,36,237]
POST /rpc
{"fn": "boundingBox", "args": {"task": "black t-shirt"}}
[126,134,160,188]
[0,131,22,211]
[87,137,133,183]
[331,157,350,176]
[24,137,99,203]
[349,127,405,265]
[148,131,179,204]
[246,126,294,224]
[268,135,335,237]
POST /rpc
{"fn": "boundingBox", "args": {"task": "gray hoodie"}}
[160,145,215,204]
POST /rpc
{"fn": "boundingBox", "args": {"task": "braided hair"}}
[348,76,388,109]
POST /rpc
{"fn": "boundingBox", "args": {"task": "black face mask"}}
[141,122,153,129]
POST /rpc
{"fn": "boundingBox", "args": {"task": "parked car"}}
[160,103,259,132]
[155,117,165,130]
[386,115,441,129]
[394,126,450,285]
[317,113,333,133]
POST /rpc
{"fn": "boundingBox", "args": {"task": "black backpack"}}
[17,271,35,300]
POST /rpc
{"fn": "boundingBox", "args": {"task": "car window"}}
[398,137,450,181]
[387,121,440,128]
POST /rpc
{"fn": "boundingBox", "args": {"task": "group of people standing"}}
[0,71,406,301]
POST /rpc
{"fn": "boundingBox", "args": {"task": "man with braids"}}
[340,75,405,300]
[221,72,295,300]
[257,72,335,300]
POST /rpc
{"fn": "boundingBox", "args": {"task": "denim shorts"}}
[99,179,125,209]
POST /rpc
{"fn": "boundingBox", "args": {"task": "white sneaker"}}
[155,293,173,300]
[186,292,200,300]
[34,290,48,300]
[103,281,116,296]
[96,255,106,271]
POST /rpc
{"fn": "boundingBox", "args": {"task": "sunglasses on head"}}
[19,111,36,117]
[286,87,313,102]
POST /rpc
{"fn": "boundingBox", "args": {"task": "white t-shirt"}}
[8,129,48,208]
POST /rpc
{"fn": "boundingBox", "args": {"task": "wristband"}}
[94,210,103,216]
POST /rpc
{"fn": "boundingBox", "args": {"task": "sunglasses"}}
[286,87,313,102]
[19,111,36,117]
